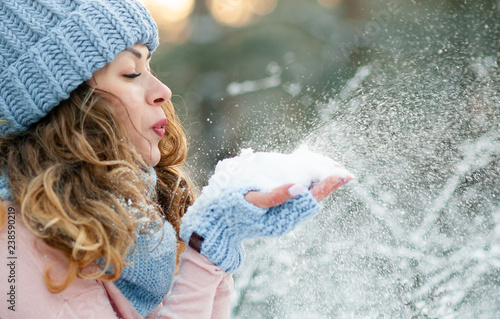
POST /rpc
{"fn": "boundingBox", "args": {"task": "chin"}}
[147,148,161,167]
[135,143,161,167]
[148,157,160,167]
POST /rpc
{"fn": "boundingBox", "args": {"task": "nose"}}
[147,75,172,106]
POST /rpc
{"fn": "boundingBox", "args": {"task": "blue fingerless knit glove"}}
[180,188,321,273]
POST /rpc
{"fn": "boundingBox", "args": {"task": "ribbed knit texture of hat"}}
[0,0,159,136]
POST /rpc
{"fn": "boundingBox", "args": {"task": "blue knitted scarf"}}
[114,167,176,316]
[0,168,176,317]
[0,170,13,201]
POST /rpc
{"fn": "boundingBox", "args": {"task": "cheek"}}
[114,105,134,131]
[113,91,144,129]
[99,85,150,146]
[120,106,145,136]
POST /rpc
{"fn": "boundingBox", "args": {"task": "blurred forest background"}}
[142,0,499,317]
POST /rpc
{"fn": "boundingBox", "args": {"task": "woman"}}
[0,0,350,318]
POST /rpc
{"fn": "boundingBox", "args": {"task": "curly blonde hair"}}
[0,83,194,292]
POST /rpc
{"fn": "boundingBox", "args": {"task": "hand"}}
[180,175,352,272]
[245,175,353,208]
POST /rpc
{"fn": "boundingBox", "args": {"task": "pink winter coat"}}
[0,201,233,319]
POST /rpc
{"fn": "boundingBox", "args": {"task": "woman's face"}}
[88,44,172,166]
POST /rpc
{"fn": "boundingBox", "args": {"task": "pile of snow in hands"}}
[199,145,354,202]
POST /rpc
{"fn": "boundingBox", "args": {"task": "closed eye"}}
[124,73,142,79]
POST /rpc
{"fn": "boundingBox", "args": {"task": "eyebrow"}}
[125,48,152,60]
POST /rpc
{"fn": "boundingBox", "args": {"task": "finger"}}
[245,183,303,208]
[311,175,353,201]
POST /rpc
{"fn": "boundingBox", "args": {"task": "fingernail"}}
[335,177,351,187]
[288,184,305,197]
[341,176,354,185]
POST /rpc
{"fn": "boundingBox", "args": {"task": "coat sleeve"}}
[155,247,233,319]
[52,287,121,319]
[0,203,121,319]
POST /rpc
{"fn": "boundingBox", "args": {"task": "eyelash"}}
[124,73,141,79]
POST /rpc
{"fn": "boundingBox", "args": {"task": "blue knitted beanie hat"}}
[0,0,159,136]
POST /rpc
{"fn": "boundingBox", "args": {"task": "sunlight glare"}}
[207,0,255,27]
[318,0,342,8]
[248,0,277,16]
[142,0,195,23]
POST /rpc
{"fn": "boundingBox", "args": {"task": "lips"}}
[152,118,167,137]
